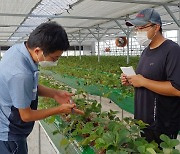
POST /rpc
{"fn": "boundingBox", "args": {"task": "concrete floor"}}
[27,122,58,154]
[27,94,180,153]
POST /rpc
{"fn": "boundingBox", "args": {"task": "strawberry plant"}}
[39,72,180,154]
[43,56,139,91]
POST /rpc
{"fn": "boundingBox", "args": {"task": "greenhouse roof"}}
[0,0,179,45]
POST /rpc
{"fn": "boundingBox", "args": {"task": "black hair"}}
[27,22,69,55]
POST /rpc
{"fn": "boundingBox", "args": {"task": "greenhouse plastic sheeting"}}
[40,70,134,114]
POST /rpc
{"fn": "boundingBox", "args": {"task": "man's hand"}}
[54,90,74,104]
[120,73,131,86]
[59,103,76,114]
[127,74,146,87]
[19,103,76,122]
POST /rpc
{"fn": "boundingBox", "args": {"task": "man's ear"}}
[155,24,160,33]
[33,47,42,55]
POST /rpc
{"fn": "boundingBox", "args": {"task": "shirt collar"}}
[19,42,38,72]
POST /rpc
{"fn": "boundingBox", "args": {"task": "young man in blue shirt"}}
[0,22,80,153]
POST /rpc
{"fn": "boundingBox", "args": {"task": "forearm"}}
[143,79,180,96]
[19,107,60,122]
[38,84,57,98]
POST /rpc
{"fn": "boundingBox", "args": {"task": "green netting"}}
[40,70,134,114]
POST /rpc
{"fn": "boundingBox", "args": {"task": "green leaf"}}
[163,148,173,154]
[171,149,180,154]
[169,139,180,148]
[81,137,91,145]
[81,122,94,134]
[117,129,130,146]
[52,130,59,135]
[160,134,170,142]
[46,116,55,123]
[160,134,180,149]
[134,141,144,147]
[95,126,104,136]
[106,150,117,154]
[146,148,156,154]
[102,132,115,144]
[118,151,129,154]
[95,138,106,149]
[160,142,169,149]
[137,146,146,153]
[60,138,69,146]
[135,120,149,129]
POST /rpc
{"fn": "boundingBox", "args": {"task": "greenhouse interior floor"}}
[27,94,180,154]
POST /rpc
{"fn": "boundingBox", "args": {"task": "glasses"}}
[40,49,61,62]
[135,24,155,31]
[48,55,60,62]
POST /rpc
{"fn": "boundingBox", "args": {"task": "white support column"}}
[74,45,76,56]
[97,28,100,62]
[131,36,133,56]
[178,29,180,45]
[88,27,101,62]
[67,50,68,58]
[126,26,130,64]
[79,30,81,60]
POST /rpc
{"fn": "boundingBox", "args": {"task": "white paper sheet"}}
[120,66,136,76]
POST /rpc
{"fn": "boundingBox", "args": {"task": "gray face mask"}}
[37,52,58,67]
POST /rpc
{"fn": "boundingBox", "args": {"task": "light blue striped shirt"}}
[0,42,39,141]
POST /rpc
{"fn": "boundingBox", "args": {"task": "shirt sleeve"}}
[8,74,34,109]
[166,44,180,90]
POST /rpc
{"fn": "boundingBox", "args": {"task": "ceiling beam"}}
[70,0,179,34]
[163,5,180,27]
[95,0,178,6]
[0,24,125,30]
[0,13,126,21]
[0,19,178,28]
[8,0,43,41]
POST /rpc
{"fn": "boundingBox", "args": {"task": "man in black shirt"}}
[121,8,180,144]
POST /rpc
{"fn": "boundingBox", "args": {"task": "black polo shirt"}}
[135,39,180,134]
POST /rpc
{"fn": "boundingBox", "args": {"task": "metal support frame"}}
[79,30,82,60]
[95,0,178,6]
[163,4,180,27]
[126,26,130,64]
[38,122,60,154]
[97,26,100,62]
[0,0,179,45]
[71,32,90,59]
[81,33,90,43]
[99,29,110,40]
[71,33,90,44]
[88,27,112,62]
[0,13,123,21]
[88,29,98,40]
[8,0,43,41]
[39,122,41,154]
[70,0,179,36]
[114,20,127,35]
[122,109,124,120]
